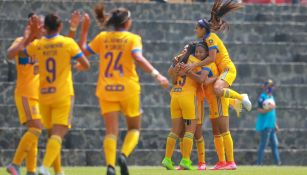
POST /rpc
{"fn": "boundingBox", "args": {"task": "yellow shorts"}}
[40,96,74,129]
[170,93,198,120]
[197,99,204,124]
[99,93,142,117]
[219,62,237,86]
[206,95,229,119]
[15,95,41,124]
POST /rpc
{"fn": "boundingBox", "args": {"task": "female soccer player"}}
[6,11,83,175]
[190,0,252,112]
[78,4,169,175]
[21,13,90,175]
[6,13,43,175]
[183,43,238,170]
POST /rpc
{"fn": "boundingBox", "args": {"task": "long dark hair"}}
[94,3,131,30]
[198,0,243,34]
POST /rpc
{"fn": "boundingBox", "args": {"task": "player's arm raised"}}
[78,13,92,57]
[67,10,81,39]
[132,51,169,89]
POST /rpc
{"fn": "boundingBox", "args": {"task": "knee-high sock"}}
[26,141,38,173]
[165,132,178,158]
[223,88,243,101]
[52,153,62,173]
[214,135,226,162]
[103,135,117,167]
[182,132,194,160]
[196,136,205,163]
[222,131,234,162]
[13,128,41,165]
[42,135,62,167]
[121,129,140,157]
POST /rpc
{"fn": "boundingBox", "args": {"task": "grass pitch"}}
[1,166,307,175]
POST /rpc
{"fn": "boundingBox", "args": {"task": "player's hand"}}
[69,10,82,30]
[81,13,91,33]
[28,15,41,38]
[156,74,169,89]
[204,76,217,85]
[184,63,195,73]
[74,62,86,71]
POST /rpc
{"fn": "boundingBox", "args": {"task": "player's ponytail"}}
[209,0,243,33]
[94,3,131,30]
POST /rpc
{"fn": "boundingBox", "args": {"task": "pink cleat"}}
[176,166,184,170]
[198,162,207,170]
[224,161,237,170]
[209,162,227,170]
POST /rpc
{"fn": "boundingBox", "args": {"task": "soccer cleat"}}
[209,162,227,170]
[26,172,38,175]
[117,153,129,175]
[176,166,184,170]
[106,165,116,175]
[241,94,252,111]
[37,166,51,175]
[197,162,207,170]
[232,99,243,118]
[6,163,21,175]
[161,157,175,170]
[179,158,194,170]
[224,161,237,170]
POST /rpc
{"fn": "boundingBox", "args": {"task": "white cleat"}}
[37,166,50,175]
[241,94,252,111]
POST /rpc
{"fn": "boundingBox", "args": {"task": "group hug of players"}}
[5,0,252,175]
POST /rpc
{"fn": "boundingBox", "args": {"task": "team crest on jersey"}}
[209,39,214,44]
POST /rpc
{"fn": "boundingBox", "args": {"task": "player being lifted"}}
[21,13,90,175]
[5,11,83,175]
[78,4,169,175]
[189,0,252,112]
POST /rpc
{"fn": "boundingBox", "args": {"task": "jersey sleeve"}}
[68,39,84,60]
[206,35,219,52]
[202,64,214,77]
[87,33,102,55]
[24,39,38,57]
[131,35,143,54]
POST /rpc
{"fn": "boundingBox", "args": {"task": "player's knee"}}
[214,85,223,97]
[26,119,43,130]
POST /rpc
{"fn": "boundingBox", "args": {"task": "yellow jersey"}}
[171,55,202,95]
[25,34,83,104]
[11,37,39,99]
[87,31,142,101]
[202,62,219,99]
[204,32,233,72]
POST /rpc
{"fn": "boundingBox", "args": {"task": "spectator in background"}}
[256,79,281,165]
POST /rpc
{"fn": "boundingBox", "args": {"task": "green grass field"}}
[1,166,307,175]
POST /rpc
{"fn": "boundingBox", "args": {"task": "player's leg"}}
[179,95,198,170]
[217,98,236,170]
[269,129,281,165]
[46,129,64,175]
[194,99,206,170]
[38,96,73,175]
[162,117,184,170]
[195,124,206,170]
[214,64,251,111]
[7,96,43,175]
[118,94,143,175]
